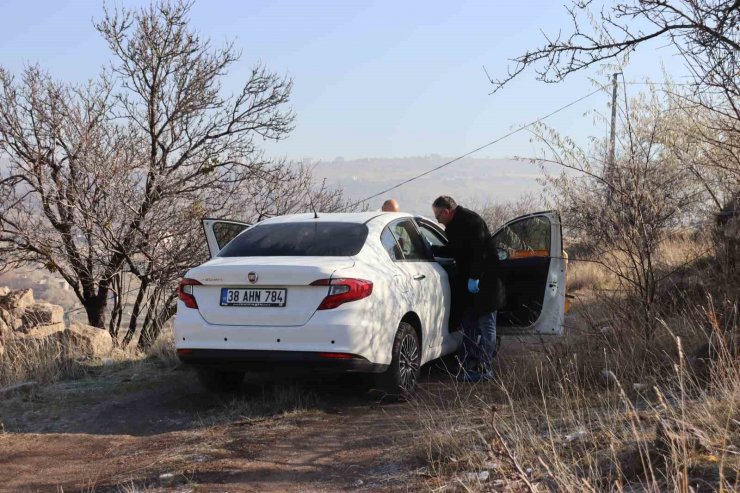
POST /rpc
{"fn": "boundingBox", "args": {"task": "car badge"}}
[248,272,258,284]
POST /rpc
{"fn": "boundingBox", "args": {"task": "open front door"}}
[492,211,566,336]
[202,218,251,258]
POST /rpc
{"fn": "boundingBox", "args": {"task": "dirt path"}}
[0,361,433,492]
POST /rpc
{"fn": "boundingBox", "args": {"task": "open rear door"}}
[202,218,251,258]
[492,211,566,336]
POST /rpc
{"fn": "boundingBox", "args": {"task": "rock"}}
[64,324,113,357]
[0,307,21,331]
[23,323,66,340]
[0,288,34,317]
[600,368,619,388]
[564,430,588,442]
[0,286,9,296]
[463,471,490,482]
[0,380,39,399]
[159,473,176,486]
[0,316,8,338]
[632,383,649,392]
[21,302,64,327]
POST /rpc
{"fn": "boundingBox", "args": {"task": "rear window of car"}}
[218,222,369,257]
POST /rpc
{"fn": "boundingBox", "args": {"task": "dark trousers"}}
[458,307,497,374]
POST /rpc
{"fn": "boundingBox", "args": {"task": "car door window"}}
[380,227,404,261]
[391,220,432,261]
[418,223,446,247]
[493,216,551,259]
[213,222,251,250]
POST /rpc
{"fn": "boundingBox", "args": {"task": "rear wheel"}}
[376,322,421,397]
[196,368,245,392]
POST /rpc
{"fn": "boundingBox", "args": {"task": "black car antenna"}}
[310,199,319,219]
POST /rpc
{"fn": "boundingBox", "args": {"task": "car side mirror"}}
[496,248,509,261]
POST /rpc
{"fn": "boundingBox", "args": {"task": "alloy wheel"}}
[398,333,420,391]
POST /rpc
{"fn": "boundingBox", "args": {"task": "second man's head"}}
[432,196,457,225]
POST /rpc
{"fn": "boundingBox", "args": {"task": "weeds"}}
[0,334,86,387]
[219,383,322,422]
[413,298,739,491]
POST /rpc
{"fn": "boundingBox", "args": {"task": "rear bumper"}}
[177,348,388,373]
[174,298,395,366]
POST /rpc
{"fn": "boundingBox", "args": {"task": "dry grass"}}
[0,323,179,389]
[144,323,179,368]
[413,285,739,491]
[0,334,87,387]
[565,232,712,297]
[413,233,737,490]
[566,259,615,293]
[217,384,322,423]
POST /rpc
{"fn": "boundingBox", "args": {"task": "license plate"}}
[220,288,287,307]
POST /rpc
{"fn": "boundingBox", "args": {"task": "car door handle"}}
[413,274,426,280]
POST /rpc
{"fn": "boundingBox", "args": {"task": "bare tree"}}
[0,0,294,336]
[113,162,355,349]
[467,193,543,231]
[531,88,704,339]
[490,0,739,96]
[0,66,139,328]
[492,0,739,285]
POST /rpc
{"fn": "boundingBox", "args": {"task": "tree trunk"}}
[83,295,107,329]
[122,279,149,347]
[137,298,177,350]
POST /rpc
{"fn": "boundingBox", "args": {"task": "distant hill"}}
[0,153,545,216]
[311,156,545,215]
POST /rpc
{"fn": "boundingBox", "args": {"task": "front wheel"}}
[375,322,421,397]
[196,368,245,392]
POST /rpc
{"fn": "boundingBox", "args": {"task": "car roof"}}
[260,211,415,225]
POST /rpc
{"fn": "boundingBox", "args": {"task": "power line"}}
[344,83,609,210]
[622,81,694,86]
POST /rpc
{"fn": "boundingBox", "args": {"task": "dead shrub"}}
[0,334,86,386]
[412,297,739,491]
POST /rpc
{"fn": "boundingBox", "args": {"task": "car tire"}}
[375,322,421,398]
[196,368,245,392]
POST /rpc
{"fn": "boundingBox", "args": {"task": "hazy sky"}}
[0,0,689,161]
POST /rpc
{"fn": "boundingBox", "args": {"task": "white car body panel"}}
[175,210,565,373]
[177,212,458,368]
[190,257,355,326]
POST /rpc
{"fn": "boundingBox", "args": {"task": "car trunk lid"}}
[188,256,355,326]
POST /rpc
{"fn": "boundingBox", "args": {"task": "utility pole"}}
[606,72,620,202]
[607,73,619,182]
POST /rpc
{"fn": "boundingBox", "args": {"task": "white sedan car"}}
[175,211,566,394]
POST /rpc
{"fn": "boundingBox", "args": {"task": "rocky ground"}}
[0,286,443,492]
[0,355,453,493]
[0,286,113,363]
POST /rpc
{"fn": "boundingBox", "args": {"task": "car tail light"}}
[310,278,373,310]
[319,352,355,359]
[178,278,202,309]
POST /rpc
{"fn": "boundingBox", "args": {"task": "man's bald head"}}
[381,199,400,212]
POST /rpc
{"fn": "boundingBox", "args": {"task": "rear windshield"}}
[218,222,368,257]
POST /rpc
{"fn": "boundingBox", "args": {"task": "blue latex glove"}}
[467,278,480,294]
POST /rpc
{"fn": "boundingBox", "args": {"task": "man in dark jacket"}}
[431,195,504,382]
